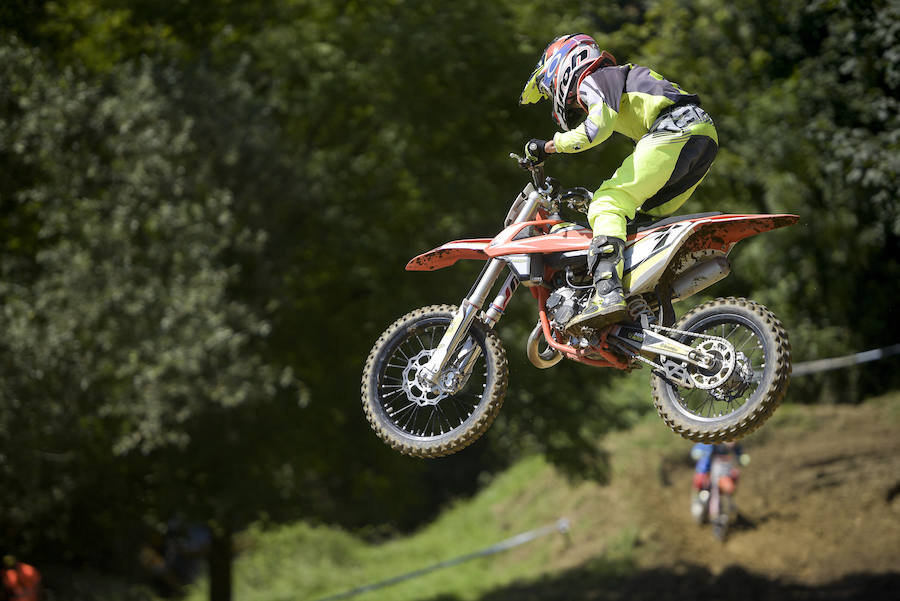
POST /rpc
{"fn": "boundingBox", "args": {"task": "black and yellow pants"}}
[587,105,718,241]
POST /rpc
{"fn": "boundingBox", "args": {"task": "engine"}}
[545,286,590,330]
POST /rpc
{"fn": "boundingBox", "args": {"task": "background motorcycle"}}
[691,452,748,541]
[362,154,795,458]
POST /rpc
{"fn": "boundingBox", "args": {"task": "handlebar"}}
[509,152,546,190]
[509,152,591,215]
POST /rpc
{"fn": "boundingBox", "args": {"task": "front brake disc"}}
[404,349,449,406]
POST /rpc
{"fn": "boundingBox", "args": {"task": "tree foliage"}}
[0,0,897,597]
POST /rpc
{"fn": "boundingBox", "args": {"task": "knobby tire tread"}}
[651,296,791,442]
[361,305,508,458]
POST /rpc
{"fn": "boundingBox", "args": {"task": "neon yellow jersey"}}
[553,64,700,153]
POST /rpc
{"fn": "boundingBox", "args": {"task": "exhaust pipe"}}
[527,322,563,369]
[671,256,731,301]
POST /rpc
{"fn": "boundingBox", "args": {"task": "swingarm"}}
[608,325,739,390]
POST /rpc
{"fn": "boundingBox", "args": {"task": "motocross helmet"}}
[519,34,616,131]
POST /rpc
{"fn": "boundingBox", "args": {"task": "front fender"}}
[406,239,492,271]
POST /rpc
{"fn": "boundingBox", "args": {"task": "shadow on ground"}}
[423,563,900,601]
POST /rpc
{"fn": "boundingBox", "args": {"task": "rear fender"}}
[676,214,799,254]
[406,213,798,278]
[625,213,798,295]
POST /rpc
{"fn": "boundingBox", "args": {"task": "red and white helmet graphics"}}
[520,34,616,131]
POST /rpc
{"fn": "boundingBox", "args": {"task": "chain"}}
[607,323,737,389]
[649,323,730,344]
[606,338,658,369]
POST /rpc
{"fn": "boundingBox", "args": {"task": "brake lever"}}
[510,152,549,193]
[509,152,535,171]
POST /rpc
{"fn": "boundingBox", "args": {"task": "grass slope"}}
[185,392,900,601]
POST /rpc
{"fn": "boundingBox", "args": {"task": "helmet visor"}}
[519,61,549,105]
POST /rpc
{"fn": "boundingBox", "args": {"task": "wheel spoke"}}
[381,388,407,401]
[415,334,428,351]
[389,401,417,418]
[731,329,756,353]
[397,405,416,430]
[423,408,439,436]
[449,394,474,421]
[434,403,455,433]
[374,318,492,439]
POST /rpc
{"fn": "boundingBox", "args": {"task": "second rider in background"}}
[690,441,750,522]
[519,34,718,331]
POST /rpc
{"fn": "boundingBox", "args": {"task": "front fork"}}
[418,186,544,387]
[418,262,519,387]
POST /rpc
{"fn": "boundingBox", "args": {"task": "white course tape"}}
[302,348,898,600]
[307,518,571,601]
[792,343,900,376]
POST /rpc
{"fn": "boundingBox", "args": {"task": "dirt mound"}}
[418,396,900,601]
[632,396,900,585]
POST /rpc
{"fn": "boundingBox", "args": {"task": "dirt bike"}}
[362,153,795,458]
[691,453,744,541]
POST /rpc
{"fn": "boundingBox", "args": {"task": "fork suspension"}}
[419,189,544,385]
[483,273,519,327]
[419,260,514,385]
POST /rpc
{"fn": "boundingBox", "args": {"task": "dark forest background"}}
[0,0,897,599]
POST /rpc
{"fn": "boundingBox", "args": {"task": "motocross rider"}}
[519,34,719,331]
[691,442,750,495]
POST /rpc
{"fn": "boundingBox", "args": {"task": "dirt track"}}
[474,396,900,601]
[644,398,900,582]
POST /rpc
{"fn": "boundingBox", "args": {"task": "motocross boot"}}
[566,236,627,332]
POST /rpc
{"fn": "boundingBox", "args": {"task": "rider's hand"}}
[525,139,550,164]
[740,454,751,466]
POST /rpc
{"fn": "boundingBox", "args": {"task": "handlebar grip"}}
[509,150,546,189]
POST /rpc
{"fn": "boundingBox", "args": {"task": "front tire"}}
[651,297,791,442]
[361,305,508,458]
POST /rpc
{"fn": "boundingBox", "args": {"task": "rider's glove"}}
[525,139,549,165]
[740,454,751,466]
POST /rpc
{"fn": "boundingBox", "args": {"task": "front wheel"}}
[651,297,791,442]
[361,305,508,458]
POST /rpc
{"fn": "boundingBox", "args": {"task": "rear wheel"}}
[651,297,791,442]
[361,305,508,458]
[712,514,729,541]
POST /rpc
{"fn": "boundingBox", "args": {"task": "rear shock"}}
[627,296,657,325]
